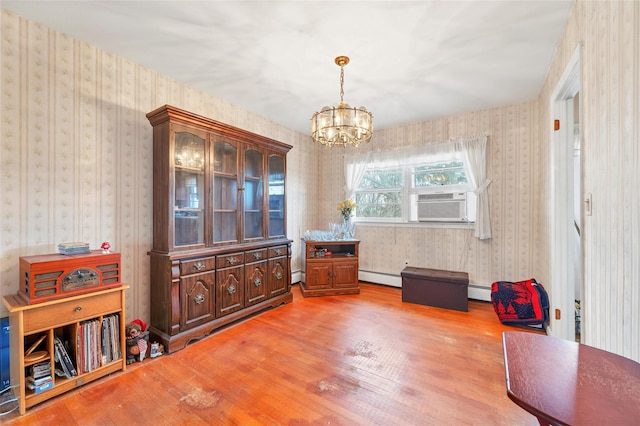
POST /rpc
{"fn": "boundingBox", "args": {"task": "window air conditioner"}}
[417,192,469,222]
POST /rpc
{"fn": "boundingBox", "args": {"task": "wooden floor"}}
[3,283,542,425]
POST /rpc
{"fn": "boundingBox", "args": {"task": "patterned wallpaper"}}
[317,102,539,287]
[0,9,316,321]
[537,0,640,361]
[2,1,639,362]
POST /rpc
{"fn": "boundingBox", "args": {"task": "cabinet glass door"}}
[268,155,285,237]
[213,141,238,242]
[174,132,205,246]
[244,148,263,239]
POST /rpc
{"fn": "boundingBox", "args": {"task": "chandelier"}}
[311,56,373,147]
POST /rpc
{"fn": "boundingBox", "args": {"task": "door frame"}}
[549,44,582,341]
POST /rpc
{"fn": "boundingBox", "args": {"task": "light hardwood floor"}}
[4,283,541,425]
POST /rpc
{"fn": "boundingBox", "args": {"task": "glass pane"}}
[174,132,205,246]
[214,142,238,243]
[358,169,403,189]
[414,161,467,187]
[214,211,236,242]
[355,191,402,218]
[244,149,263,239]
[268,155,285,237]
[214,141,237,175]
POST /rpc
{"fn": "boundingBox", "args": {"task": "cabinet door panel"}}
[333,260,358,288]
[268,257,288,297]
[174,131,206,247]
[268,155,285,238]
[244,148,263,240]
[216,267,245,317]
[306,263,333,290]
[180,272,214,330]
[214,142,239,243]
[245,262,267,306]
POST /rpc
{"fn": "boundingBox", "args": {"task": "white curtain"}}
[343,152,370,198]
[361,140,460,170]
[456,135,491,239]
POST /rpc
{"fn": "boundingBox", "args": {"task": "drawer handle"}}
[227,284,237,295]
[193,261,205,271]
[75,306,82,312]
[253,252,262,260]
[275,272,282,280]
[253,278,262,287]
[227,257,238,265]
[275,249,283,255]
[194,293,205,304]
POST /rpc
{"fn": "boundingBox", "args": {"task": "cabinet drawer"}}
[268,245,288,258]
[180,256,216,275]
[217,252,244,269]
[245,249,267,263]
[23,291,122,333]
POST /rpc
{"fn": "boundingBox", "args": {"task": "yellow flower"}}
[337,199,356,220]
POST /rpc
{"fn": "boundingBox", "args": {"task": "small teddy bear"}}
[125,320,149,364]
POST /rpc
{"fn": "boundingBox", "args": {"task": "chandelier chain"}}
[339,66,345,103]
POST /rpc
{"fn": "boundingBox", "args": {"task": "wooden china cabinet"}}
[147,105,292,353]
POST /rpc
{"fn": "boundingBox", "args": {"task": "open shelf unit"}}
[3,286,127,415]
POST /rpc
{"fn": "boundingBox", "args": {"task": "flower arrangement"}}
[337,198,356,220]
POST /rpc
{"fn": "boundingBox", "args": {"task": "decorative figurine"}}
[125,320,149,364]
[149,341,164,358]
[101,241,111,254]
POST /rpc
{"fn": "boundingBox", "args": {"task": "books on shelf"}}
[57,242,91,255]
[54,336,77,378]
[26,379,53,394]
[26,360,53,393]
[27,374,52,386]
[101,314,121,365]
[77,314,121,374]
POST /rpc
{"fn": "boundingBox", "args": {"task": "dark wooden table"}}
[502,331,640,426]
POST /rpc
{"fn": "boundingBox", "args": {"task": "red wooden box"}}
[19,250,122,304]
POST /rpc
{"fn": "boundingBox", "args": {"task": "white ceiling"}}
[3,1,574,134]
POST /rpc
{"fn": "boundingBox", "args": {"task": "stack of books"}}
[26,361,53,394]
[57,242,90,255]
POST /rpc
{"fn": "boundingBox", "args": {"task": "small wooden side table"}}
[502,331,640,425]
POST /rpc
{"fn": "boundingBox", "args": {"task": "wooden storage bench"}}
[401,267,469,312]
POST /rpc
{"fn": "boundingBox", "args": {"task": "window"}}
[354,160,475,223]
[355,169,402,219]
[343,135,490,238]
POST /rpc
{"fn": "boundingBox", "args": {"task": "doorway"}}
[550,45,582,342]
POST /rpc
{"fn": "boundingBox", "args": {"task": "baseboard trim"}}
[293,269,492,302]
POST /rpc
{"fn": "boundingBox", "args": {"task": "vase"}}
[342,217,354,239]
